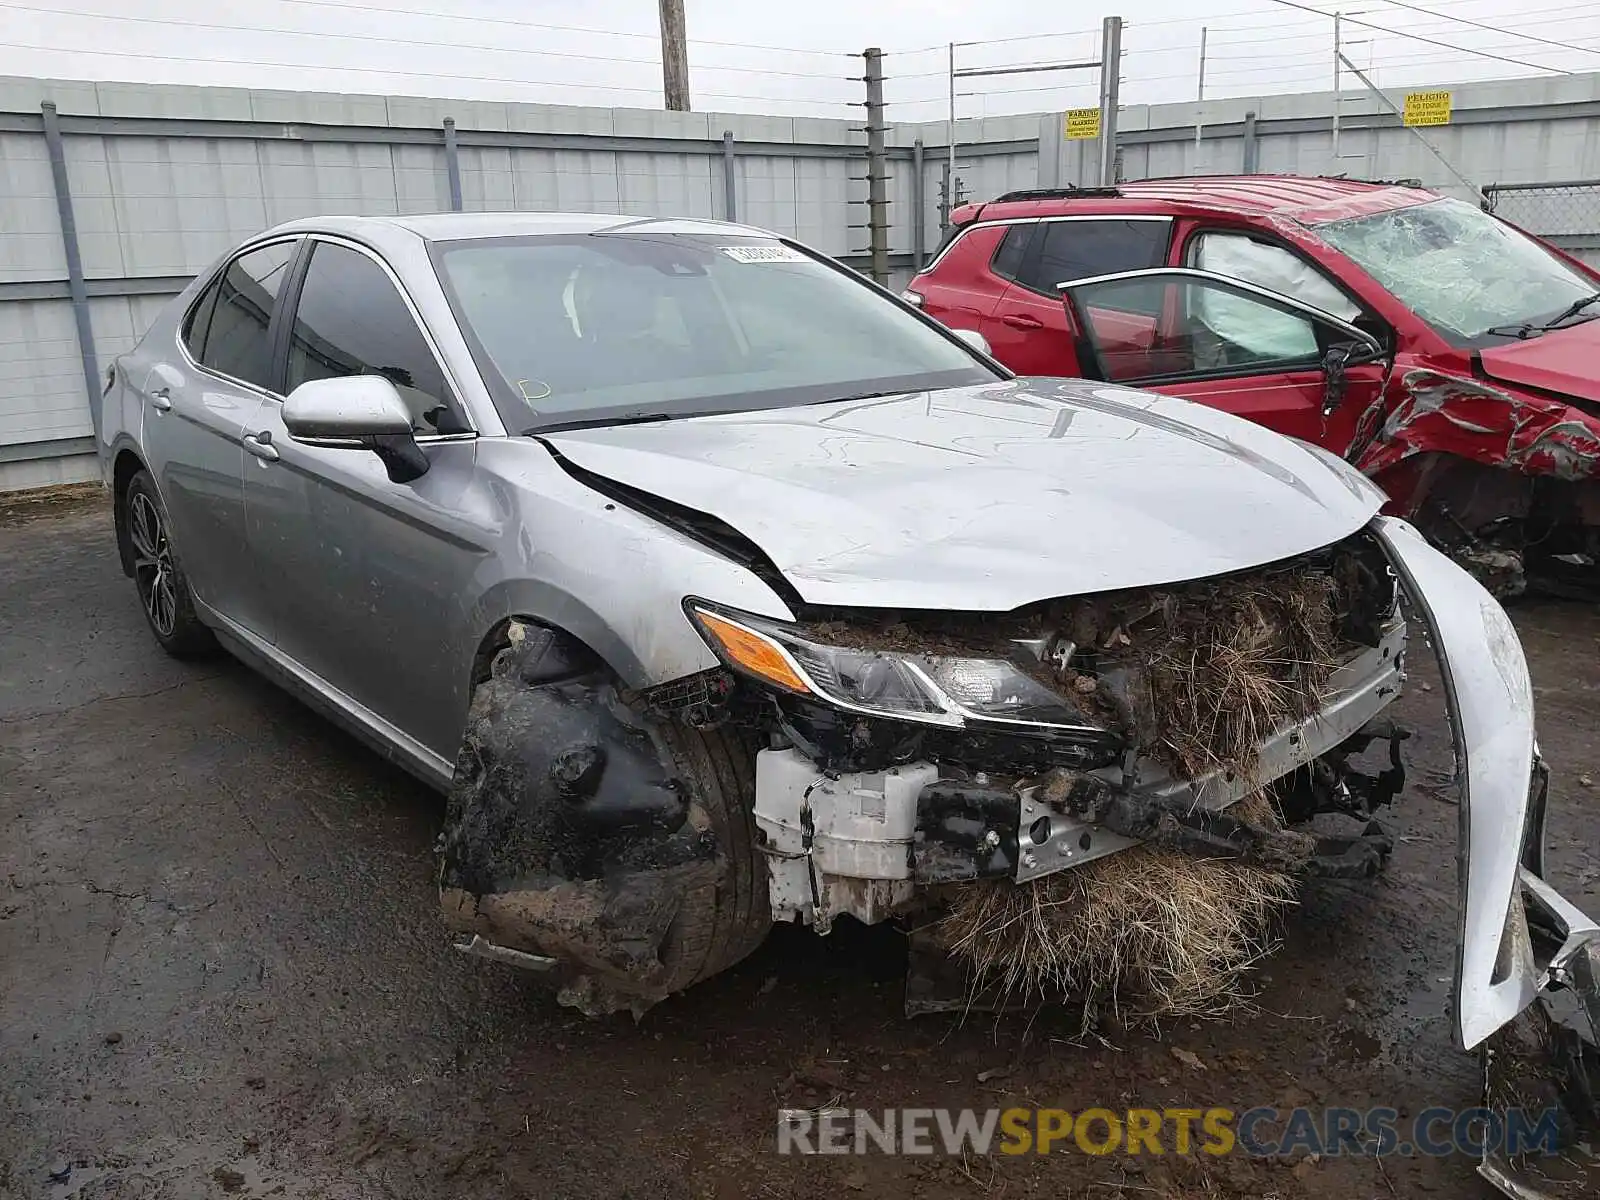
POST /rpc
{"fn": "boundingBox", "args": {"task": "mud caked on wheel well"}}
[442,617,770,1016]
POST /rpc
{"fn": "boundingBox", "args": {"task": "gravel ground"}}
[2,498,1597,1200]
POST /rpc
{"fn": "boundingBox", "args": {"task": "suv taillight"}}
[901,288,924,307]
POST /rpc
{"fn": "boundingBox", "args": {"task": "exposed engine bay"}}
[719,527,1408,940]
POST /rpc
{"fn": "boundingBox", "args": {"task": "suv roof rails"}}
[991,186,1123,202]
[1128,172,1426,189]
[1323,174,1424,187]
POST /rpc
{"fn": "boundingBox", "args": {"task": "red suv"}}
[905,176,1600,595]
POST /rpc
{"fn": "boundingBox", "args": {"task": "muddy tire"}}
[651,723,773,990]
[123,469,214,658]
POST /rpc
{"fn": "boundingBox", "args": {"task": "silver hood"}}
[545,378,1384,610]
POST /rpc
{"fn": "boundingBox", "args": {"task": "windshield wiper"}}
[527,410,727,435]
[1486,291,1600,339]
[813,389,919,405]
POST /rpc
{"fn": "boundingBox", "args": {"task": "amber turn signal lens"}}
[693,610,810,694]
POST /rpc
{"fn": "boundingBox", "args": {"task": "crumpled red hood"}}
[1477,321,1600,408]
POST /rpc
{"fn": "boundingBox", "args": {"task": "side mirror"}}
[282,376,429,483]
[952,327,992,357]
[1320,345,1355,417]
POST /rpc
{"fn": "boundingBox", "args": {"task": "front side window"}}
[286,242,468,435]
[1313,197,1598,341]
[430,234,997,433]
[1185,232,1359,361]
[185,241,296,390]
[1067,274,1322,383]
[1016,219,1170,296]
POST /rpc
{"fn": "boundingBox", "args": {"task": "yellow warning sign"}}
[1403,90,1452,127]
[1064,107,1102,140]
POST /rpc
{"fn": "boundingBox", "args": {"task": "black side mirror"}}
[1320,345,1353,417]
[365,432,430,484]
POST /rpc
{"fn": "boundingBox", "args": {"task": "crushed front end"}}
[688,518,1600,1192]
[1351,369,1600,600]
[687,527,1411,996]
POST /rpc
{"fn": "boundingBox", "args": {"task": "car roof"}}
[956,175,1440,225]
[258,211,784,244]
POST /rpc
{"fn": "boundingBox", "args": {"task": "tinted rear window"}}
[1016,219,1170,294]
[186,241,296,390]
[991,225,1033,281]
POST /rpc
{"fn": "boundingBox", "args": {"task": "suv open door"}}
[1060,267,1389,453]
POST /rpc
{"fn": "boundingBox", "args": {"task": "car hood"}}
[543,378,1384,610]
[1478,320,1600,406]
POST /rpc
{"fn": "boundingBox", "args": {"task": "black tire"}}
[652,722,773,991]
[123,469,215,658]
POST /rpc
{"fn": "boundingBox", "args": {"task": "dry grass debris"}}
[1055,567,1342,778]
[938,792,1296,1021]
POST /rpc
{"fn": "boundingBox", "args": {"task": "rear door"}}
[140,238,297,634]
[986,217,1172,377]
[914,222,1019,338]
[1061,267,1386,449]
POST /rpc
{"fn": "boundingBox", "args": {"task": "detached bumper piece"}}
[1479,873,1600,1199]
[1374,517,1600,1199]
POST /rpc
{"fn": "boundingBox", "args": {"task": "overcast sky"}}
[2,0,1598,121]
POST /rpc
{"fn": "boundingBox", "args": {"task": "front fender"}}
[1375,516,1600,1050]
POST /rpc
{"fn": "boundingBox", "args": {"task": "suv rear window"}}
[1016,219,1169,295]
[990,225,1033,281]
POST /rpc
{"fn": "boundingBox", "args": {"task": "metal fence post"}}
[1097,16,1123,187]
[862,48,890,285]
[912,137,926,270]
[1241,110,1259,174]
[721,130,737,221]
[442,117,463,212]
[40,101,100,436]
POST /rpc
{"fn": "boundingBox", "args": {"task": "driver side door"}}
[239,236,485,767]
[1060,267,1386,452]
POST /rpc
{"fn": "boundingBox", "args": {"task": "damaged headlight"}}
[687,604,1099,732]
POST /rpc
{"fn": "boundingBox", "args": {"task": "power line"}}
[0,41,857,108]
[6,2,854,79]
[953,27,1100,49]
[1263,0,1572,72]
[1368,0,1600,60]
[254,0,854,58]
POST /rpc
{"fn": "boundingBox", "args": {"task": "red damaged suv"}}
[905,176,1600,595]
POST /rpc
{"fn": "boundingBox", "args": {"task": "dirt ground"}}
[2,498,1598,1200]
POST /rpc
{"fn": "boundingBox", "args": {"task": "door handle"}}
[243,431,279,463]
[149,387,172,412]
[999,313,1044,330]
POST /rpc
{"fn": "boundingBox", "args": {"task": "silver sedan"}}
[94,214,1597,1134]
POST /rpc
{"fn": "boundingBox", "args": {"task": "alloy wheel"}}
[129,491,178,637]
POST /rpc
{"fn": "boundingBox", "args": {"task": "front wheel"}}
[123,469,214,658]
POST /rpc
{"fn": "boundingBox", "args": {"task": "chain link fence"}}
[1483,180,1600,268]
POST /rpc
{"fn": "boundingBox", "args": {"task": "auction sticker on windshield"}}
[721,245,810,264]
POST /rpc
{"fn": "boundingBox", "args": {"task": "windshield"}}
[430,232,997,432]
[1314,197,1597,341]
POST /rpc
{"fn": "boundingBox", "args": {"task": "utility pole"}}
[862,47,889,285]
[947,42,957,221]
[1194,26,1208,153]
[1097,15,1123,186]
[1332,11,1342,162]
[659,0,690,111]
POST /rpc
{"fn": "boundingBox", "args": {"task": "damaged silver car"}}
[96,214,1596,1193]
